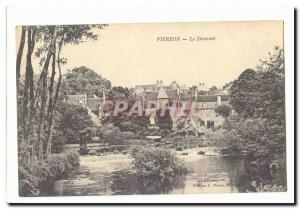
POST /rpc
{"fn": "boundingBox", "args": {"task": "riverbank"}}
[50,149,250,196]
[51,154,134,196]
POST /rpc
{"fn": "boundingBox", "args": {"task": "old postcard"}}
[5,0,296,202]
[14,21,288,197]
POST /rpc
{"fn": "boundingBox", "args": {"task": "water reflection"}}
[49,155,286,196]
[110,171,186,195]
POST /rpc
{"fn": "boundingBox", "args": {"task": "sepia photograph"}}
[14,21,288,197]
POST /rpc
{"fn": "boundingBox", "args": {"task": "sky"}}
[17,21,283,88]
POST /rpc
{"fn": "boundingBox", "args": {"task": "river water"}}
[48,150,285,196]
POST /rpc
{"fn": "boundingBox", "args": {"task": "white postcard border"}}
[6,0,295,204]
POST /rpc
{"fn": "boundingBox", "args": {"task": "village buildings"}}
[65,80,231,132]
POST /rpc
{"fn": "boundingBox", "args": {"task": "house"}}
[65,80,231,129]
[65,94,87,107]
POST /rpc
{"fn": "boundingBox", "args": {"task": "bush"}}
[175,147,183,151]
[131,146,188,180]
[154,138,161,142]
[250,181,286,192]
[19,150,80,197]
[113,150,120,154]
[19,164,40,196]
[122,150,128,155]
[197,151,205,155]
[215,104,232,118]
[88,149,97,155]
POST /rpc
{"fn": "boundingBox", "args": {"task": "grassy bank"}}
[19,150,80,196]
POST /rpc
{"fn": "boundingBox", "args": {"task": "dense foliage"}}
[222,47,286,165]
[230,68,258,118]
[64,66,111,97]
[215,104,232,118]
[131,146,188,179]
[155,109,173,130]
[107,86,132,100]
[102,114,149,135]
[51,103,94,152]
[101,125,137,145]
[17,25,106,162]
[129,146,188,194]
[19,150,80,196]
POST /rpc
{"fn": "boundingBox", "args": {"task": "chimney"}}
[103,90,106,103]
[217,95,221,105]
[177,86,181,99]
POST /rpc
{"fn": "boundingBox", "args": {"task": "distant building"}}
[64,93,103,126]
[65,80,230,129]
[197,82,208,92]
[65,94,87,107]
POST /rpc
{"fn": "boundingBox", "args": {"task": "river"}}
[47,148,285,196]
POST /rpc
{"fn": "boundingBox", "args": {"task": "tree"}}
[230,47,285,122]
[16,26,26,86]
[255,46,285,124]
[17,24,107,161]
[51,103,94,152]
[222,81,233,89]
[108,86,131,100]
[101,126,125,145]
[215,104,232,118]
[229,68,258,118]
[64,66,111,97]
[104,113,149,135]
[209,85,218,92]
[156,109,173,130]
[222,116,280,165]
[223,46,285,164]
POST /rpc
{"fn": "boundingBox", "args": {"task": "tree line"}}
[214,46,285,166]
[17,25,107,163]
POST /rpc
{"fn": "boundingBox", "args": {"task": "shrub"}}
[19,150,80,197]
[122,150,128,155]
[131,146,188,180]
[113,150,120,154]
[250,181,287,192]
[88,149,97,155]
[154,138,161,142]
[175,147,183,151]
[215,104,232,118]
[19,164,40,196]
[197,151,205,155]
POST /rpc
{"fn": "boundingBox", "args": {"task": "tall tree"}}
[16,26,26,85]
[17,24,108,162]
